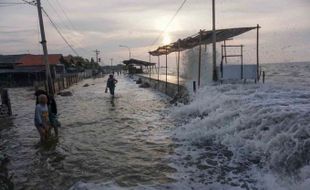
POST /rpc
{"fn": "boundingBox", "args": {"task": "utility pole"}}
[212,0,217,81]
[94,49,100,63]
[36,0,53,94]
[110,58,113,67]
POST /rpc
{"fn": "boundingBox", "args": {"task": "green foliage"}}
[60,55,100,71]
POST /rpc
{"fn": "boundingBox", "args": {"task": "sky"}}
[0,0,310,65]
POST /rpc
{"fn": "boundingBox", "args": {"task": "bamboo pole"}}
[158,56,160,89]
[198,30,202,88]
[241,45,244,79]
[212,0,217,81]
[177,40,181,93]
[165,48,168,94]
[257,24,260,81]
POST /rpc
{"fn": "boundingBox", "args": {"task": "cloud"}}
[0,0,309,63]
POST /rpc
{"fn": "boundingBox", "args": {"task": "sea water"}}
[169,62,310,190]
[71,62,310,190]
[1,61,309,190]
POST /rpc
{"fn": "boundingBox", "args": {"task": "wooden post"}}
[257,24,260,81]
[165,48,168,94]
[158,56,160,89]
[1,89,12,116]
[212,0,217,81]
[241,45,244,79]
[149,54,152,78]
[220,45,224,79]
[177,40,181,93]
[263,71,265,83]
[224,40,228,64]
[193,81,196,93]
[198,30,202,88]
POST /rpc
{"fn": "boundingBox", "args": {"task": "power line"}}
[42,8,80,56]
[150,0,188,47]
[45,0,72,32]
[21,0,81,56]
[45,0,91,55]
[0,2,27,7]
[0,2,26,5]
[20,0,36,6]
[54,0,78,31]
[53,0,92,55]
[132,0,188,59]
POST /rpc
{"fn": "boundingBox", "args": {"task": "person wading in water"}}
[105,74,118,97]
[35,90,60,138]
[34,94,50,143]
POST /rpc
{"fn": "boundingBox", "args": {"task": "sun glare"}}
[163,33,172,45]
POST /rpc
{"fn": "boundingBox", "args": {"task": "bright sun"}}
[163,33,172,45]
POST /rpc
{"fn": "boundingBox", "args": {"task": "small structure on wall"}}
[123,59,156,75]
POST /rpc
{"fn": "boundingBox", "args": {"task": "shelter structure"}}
[123,58,156,75]
[149,25,261,93]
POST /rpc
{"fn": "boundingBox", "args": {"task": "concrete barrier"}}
[136,75,189,103]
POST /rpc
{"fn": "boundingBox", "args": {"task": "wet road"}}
[0,76,176,190]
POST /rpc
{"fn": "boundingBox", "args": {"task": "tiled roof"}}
[17,54,62,67]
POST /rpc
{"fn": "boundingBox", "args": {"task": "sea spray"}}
[170,63,310,189]
[181,46,216,92]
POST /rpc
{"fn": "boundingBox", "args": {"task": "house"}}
[0,54,65,87]
[17,54,65,78]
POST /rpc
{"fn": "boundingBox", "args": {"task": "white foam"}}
[170,62,310,189]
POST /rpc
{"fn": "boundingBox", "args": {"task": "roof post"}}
[256,24,260,81]
[212,0,218,81]
[198,30,202,88]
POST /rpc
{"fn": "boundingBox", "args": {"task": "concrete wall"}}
[136,75,188,99]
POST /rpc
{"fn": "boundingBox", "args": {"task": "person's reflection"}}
[110,97,115,107]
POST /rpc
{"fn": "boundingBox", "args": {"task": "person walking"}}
[106,74,118,96]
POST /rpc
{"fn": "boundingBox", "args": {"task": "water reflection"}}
[2,76,175,189]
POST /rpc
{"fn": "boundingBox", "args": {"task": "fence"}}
[34,71,94,94]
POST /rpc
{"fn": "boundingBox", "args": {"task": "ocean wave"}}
[170,81,310,189]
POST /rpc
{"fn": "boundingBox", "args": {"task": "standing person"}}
[48,94,59,137]
[34,94,50,143]
[106,74,118,96]
[35,90,59,137]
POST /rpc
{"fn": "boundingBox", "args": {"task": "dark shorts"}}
[35,124,46,130]
[109,87,115,95]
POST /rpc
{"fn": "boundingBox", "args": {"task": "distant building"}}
[0,54,65,87]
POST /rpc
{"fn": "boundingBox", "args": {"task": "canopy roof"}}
[149,26,257,56]
[123,59,156,66]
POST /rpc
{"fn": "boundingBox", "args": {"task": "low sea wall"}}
[136,75,188,101]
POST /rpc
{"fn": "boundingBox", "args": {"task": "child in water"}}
[34,94,50,143]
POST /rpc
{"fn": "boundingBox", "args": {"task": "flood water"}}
[0,76,176,190]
